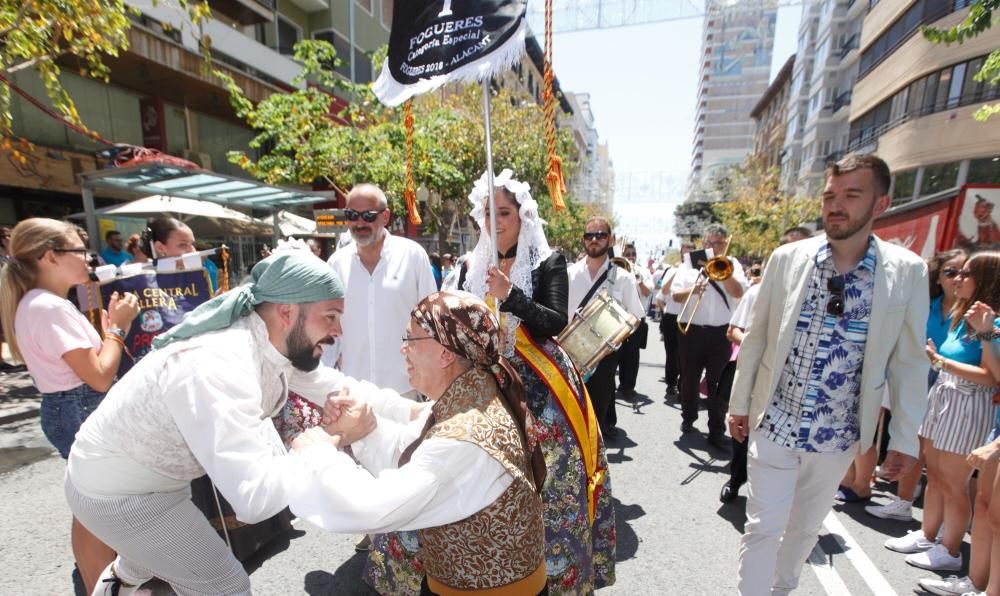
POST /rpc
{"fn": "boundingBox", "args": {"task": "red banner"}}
[139,96,167,151]
[950,184,1000,252]
[873,195,956,258]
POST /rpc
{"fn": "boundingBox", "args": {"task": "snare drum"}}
[557,290,640,376]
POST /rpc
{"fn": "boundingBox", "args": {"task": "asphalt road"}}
[0,338,967,595]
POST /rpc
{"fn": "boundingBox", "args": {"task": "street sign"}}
[314,209,349,234]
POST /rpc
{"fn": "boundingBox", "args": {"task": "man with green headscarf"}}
[64,251,381,596]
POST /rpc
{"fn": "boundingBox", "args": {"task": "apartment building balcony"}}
[210,0,275,25]
[832,90,852,115]
[839,34,859,60]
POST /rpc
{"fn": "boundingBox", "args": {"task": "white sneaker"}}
[906,544,963,571]
[865,497,913,521]
[919,575,977,596]
[885,529,936,553]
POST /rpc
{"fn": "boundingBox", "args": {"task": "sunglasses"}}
[623,253,637,258]
[941,267,961,279]
[344,208,386,222]
[826,275,845,316]
[750,268,762,276]
[583,231,610,241]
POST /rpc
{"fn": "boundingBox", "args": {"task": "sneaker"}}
[906,544,963,571]
[918,575,977,596]
[354,534,372,552]
[885,529,936,553]
[865,497,913,521]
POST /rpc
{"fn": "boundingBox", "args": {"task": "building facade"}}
[0,0,392,227]
[687,0,777,203]
[781,0,865,197]
[750,55,794,169]
[848,0,1000,206]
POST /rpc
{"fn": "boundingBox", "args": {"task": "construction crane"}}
[527,0,809,34]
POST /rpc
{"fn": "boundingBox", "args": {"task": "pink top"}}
[14,289,102,393]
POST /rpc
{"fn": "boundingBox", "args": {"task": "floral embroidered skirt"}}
[364,337,616,595]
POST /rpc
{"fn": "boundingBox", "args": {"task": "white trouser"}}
[736,430,857,596]
[65,473,251,596]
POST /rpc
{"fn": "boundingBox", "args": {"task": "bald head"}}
[347,184,388,210]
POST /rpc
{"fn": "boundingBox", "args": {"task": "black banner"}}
[372,0,526,106]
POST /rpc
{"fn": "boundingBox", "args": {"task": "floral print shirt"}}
[762,238,877,453]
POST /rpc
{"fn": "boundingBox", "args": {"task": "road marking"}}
[807,542,853,596]
[807,510,899,596]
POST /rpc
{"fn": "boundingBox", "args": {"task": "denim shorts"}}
[39,384,105,459]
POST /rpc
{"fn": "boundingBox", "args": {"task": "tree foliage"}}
[923,0,1000,121]
[220,40,598,253]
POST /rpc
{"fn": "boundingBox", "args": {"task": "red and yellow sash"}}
[514,325,605,523]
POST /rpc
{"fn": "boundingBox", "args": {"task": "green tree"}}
[923,0,1000,120]
[0,0,209,151]
[220,40,595,252]
[711,156,820,257]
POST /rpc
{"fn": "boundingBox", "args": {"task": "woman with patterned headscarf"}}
[364,170,616,595]
[289,291,548,595]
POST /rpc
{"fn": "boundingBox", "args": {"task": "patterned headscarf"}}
[410,291,546,491]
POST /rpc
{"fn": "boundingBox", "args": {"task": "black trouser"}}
[678,324,730,436]
[586,351,619,432]
[617,329,642,393]
[715,360,748,485]
[660,313,680,387]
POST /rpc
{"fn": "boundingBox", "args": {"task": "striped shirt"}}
[762,238,877,453]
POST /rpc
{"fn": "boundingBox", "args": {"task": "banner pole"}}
[482,79,499,268]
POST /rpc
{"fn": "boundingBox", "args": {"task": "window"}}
[923,71,940,115]
[962,57,985,105]
[921,162,961,195]
[935,67,953,111]
[381,0,393,29]
[967,156,1000,184]
[947,63,966,108]
[277,16,301,56]
[892,169,916,203]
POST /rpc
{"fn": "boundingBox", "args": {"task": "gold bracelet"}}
[104,333,133,361]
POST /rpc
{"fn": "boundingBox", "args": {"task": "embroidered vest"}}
[416,368,545,591]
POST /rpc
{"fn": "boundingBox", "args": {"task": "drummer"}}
[141,218,220,292]
[567,216,646,440]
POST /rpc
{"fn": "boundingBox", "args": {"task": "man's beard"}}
[286,311,322,372]
[350,225,384,248]
[824,201,875,240]
[585,244,609,258]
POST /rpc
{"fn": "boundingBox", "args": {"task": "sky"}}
[547,3,802,258]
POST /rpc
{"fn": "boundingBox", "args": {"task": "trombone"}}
[677,236,734,335]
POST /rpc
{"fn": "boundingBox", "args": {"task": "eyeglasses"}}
[53,248,90,254]
[749,268,762,276]
[344,208,386,222]
[826,275,845,316]
[956,269,974,280]
[623,253,637,258]
[941,267,961,279]
[583,231,610,241]
[401,335,435,346]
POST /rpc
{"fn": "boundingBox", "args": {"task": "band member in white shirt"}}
[670,223,747,449]
[567,217,646,440]
[617,243,651,399]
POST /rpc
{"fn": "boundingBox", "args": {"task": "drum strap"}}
[515,326,605,524]
[577,268,610,311]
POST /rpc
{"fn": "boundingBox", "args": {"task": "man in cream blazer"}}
[728,154,929,595]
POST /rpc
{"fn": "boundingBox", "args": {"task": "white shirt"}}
[289,388,511,534]
[730,283,761,330]
[67,314,363,523]
[670,257,748,327]
[327,233,437,394]
[567,257,646,320]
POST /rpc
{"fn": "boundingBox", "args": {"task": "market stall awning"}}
[79,162,329,210]
[70,195,271,237]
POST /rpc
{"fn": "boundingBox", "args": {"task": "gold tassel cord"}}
[543,0,567,211]
[403,100,422,226]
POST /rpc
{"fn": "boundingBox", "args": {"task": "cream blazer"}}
[729,235,929,458]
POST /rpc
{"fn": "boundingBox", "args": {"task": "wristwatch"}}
[932,357,946,372]
[106,326,126,341]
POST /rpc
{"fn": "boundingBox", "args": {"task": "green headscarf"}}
[152,251,345,349]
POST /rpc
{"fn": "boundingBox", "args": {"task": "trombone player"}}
[670,223,747,449]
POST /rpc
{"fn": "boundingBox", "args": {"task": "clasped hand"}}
[320,392,376,446]
[486,265,512,300]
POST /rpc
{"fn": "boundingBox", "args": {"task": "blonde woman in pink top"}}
[0,218,139,594]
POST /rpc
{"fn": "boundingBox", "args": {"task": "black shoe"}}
[666,385,679,396]
[680,422,696,434]
[720,481,741,503]
[707,433,730,450]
